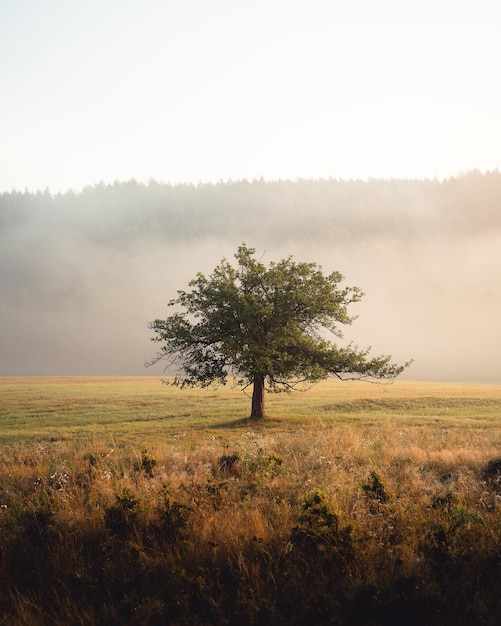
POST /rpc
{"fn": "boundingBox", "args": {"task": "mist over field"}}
[1,172,500,381]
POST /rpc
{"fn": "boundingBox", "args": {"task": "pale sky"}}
[2,0,501,192]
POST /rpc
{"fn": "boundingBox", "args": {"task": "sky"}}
[2,0,501,192]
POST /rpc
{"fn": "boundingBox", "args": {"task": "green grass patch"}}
[2,377,501,444]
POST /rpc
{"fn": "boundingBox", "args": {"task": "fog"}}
[1,175,500,381]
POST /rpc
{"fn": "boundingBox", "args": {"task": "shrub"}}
[218,452,240,475]
[290,488,354,563]
[135,446,158,477]
[362,470,391,504]
[481,457,501,490]
[104,488,140,535]
[157,486,191,542]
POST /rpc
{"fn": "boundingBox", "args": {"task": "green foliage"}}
[297,488,340,532]
[205,475,231,508]
[420,506,486,575]
[83,451,100,467]
[135,446,157,477]
[291,488,354,566]
[104,487,140,535]
[246,450,283,476]
[362,470,392,504]
[148,244,410,417]
[432,491,458,512]
[157,487,191,542]
[481,457,501,490]
[217,452,240,474]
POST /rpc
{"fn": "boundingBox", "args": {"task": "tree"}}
[147,244,411,419]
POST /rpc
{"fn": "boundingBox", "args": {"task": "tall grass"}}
[0,378,500,624]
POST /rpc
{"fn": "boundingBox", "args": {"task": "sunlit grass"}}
[1,377,500,443]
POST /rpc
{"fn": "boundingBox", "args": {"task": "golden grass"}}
[1,377,500,624]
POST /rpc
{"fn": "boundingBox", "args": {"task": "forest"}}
[2,171,500,243]
[1,171,500,379]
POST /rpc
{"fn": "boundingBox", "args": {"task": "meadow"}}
[0,377,500,625]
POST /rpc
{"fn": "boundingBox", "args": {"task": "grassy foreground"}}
[0,377,500,624]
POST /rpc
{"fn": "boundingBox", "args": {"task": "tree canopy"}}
[148,244,411,418]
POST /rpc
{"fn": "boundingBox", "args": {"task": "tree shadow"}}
[207,416,284,430]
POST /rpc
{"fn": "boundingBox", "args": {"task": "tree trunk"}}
[250,373,266,419]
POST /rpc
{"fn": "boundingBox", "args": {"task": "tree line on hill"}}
[0,170,500,378]
[1,170,500,247]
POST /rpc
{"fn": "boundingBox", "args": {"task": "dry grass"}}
[0,378,500,624]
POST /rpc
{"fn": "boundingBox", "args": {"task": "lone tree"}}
[148,244,410,419]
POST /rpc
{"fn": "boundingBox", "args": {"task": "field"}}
[1,377,501,625]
